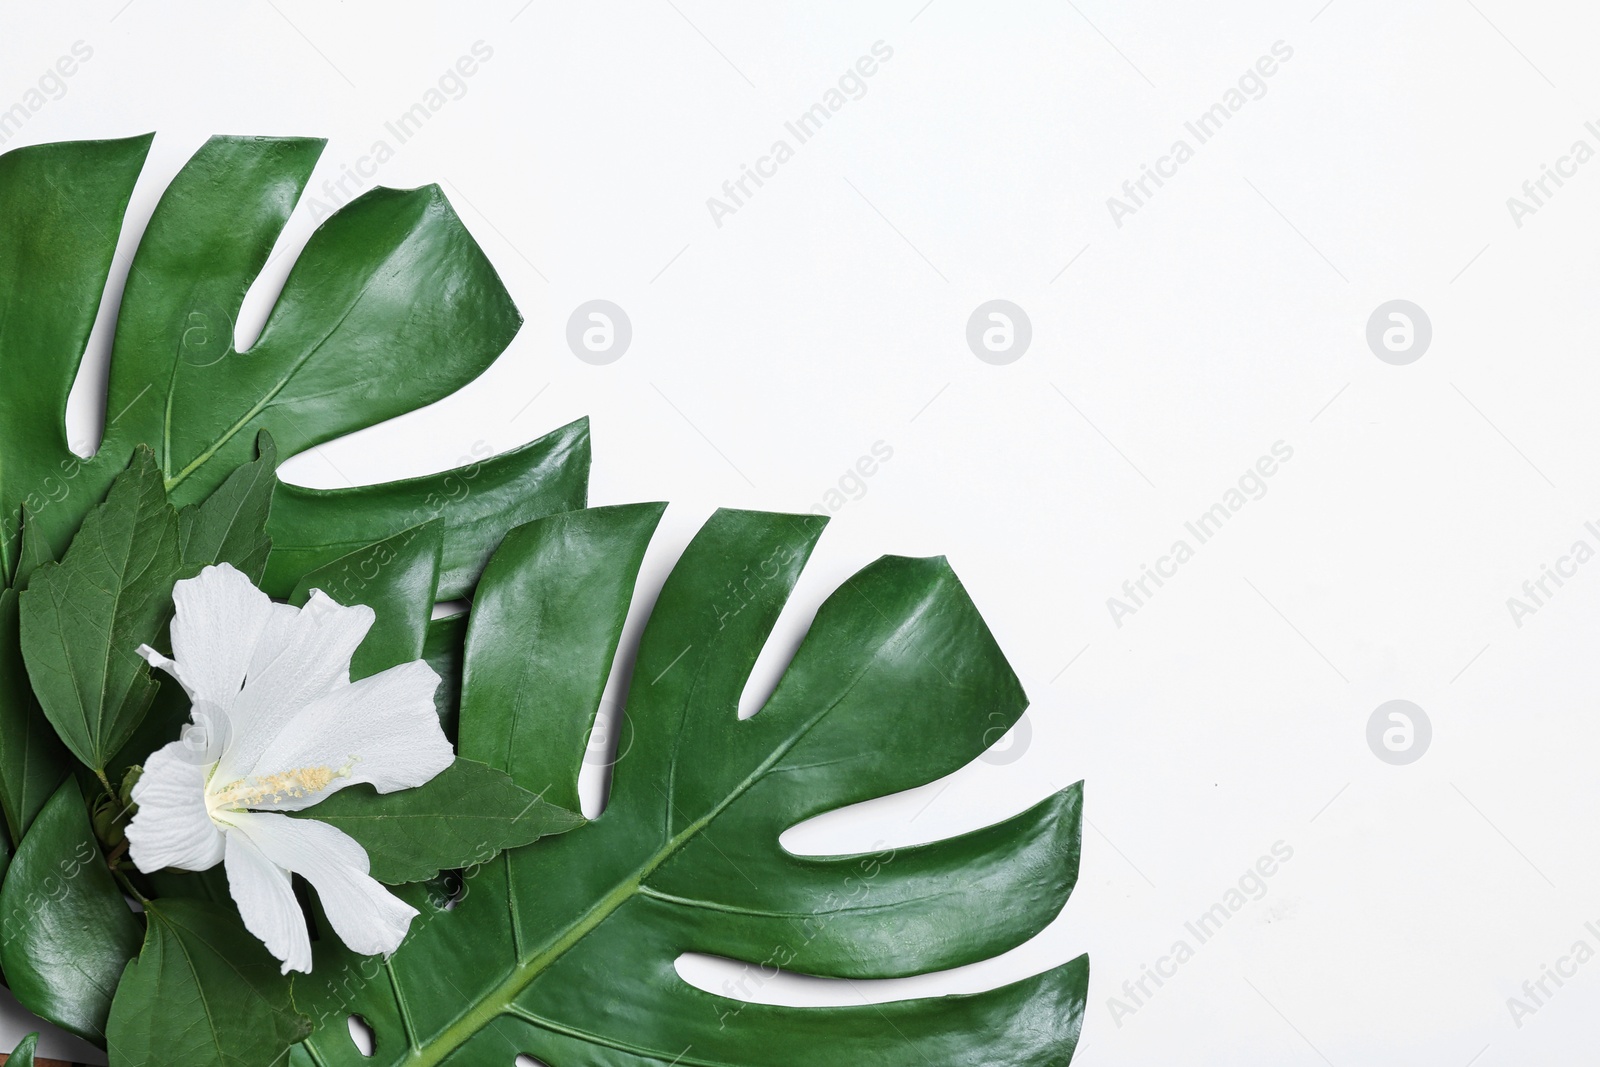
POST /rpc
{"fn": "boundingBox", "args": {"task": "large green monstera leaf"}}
[0,134,590,1051]
[0,133,588,592]
[289,505,1087,1066]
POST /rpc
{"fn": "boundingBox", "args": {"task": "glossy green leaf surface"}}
[459,502,665,814]
[291,508,1086,1066]
[290,519,441,681]
[105,899,310,1067]
[18,449,182,774]
[263,417,592,601]
[0,134,151,581]
[0,778,142,1045]
[0,134,572,583]
[293,758,583,885]
[98,137,521,509]
[5,1032,36,1066]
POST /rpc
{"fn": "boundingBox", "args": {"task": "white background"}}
[5,1,1600,1063]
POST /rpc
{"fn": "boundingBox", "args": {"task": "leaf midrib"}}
[163,260,385,493]
[400,639,895,1066]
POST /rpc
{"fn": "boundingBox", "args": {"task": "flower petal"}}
[247,601,306,679]
[217,591,374,784]
[167,563,276,707]
[226,812,417,959]
[222,828,311,974]
[244,659,450,811]
[126,741,225,873]
[135,644,191,699]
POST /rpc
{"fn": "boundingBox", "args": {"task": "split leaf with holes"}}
[288,506,1086,1066]
[0,134,584,573]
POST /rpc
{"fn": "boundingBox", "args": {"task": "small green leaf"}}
[5,1032,37,1066]
[295,758,584,884]
[290,520,442,680]
[18,447,183,774]
[105,898,311,1067]
[177,429,277,581]
[0,778,142,1045]
[0,589,71,842]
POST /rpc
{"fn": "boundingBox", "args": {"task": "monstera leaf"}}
[0,132,587,596]
[288,506,1086,1066]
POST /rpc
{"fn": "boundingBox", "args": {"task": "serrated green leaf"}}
[293,758,584,885]
[0,778,142,1046]
[105,898,310,1067]
[289,520,442,681]
[19,448,183,775]
[5,1032,37,1066]
[292,508,1086,1066]
[0,590,70,843]
[177,429,277,581]
[264,417,591,601]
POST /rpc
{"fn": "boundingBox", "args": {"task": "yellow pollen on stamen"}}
[206,760,356,816]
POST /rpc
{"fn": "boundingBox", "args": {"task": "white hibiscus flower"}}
[126,563,452,974]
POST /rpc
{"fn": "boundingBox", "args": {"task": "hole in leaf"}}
[233,194,317,354]
[426,868,468,911]
[64,139,171,459]
[513,1056,550,1067]
[347,1014,375,1057]
[675,951,983,1008]
[576,697,632,819]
